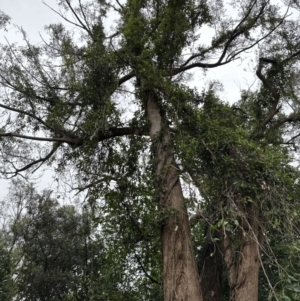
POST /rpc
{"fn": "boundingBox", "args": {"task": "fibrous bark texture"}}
[146,91,203,301]
[223,203,260,301]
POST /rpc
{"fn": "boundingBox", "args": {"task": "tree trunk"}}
[146,91,203,301]
[223,203,261,301]
[199,229,223,301]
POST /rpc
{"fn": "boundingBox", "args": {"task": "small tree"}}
[11,188,133,301]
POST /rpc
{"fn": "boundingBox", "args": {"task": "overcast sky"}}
[1,0,59,41]
[1,0,257,95]
[0,0,259,199]
[0,1,58,199]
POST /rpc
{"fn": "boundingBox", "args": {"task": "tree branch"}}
[43,1,93,39]
[216,0,260,65]
[95,126,147,142]
[273,112,300,128]
[0,102,59,134]
[115,0,124,10]
[134,253,161,285]
[65,0,94,39]
[256,58,281,127]
[0,125,147,151]
[172,2,286,76]
[282,49,300,64]
[284,132,300,145]
[171,60,232,76]
[179,46,215,68]
[118,71,135,85]
[78,0,92,35]
[73,176,117,195]
[0,132,81,145]
[5,143,60,177]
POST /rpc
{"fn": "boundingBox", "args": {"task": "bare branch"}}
[284,132,300,144]
[116,0,124,10]
[173,1,286,76]
[227,16,285,62]
[216,0,260,65]
[5,143,60,177]
[171,60,233,76]
[3,37,58,92]
[282,49,300,64]
[0,102,58,133]
[201,140,216,163]
[0,132,81,145]
[0,71,69,107]
[134,253,162,285]
[78,0,92,34]
[118,71,135,85]
[43,1,93,39]
[65,0,94,38]
[177,1,259,70]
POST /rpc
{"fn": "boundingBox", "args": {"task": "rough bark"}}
[223,203,260,301]
[146,91,203,301]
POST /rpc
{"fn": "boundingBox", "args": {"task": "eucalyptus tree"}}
[0,1,300,301]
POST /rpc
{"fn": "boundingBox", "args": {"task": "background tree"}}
[4,182,153,301]
[0,231,14,301]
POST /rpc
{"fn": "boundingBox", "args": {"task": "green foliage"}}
[169,86,300,300]
[12,195,100,301]
[0,180,163,301]
[0,10,10,30]
[0,233,14,301]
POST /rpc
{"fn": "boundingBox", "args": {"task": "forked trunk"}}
[146,92,203,301]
